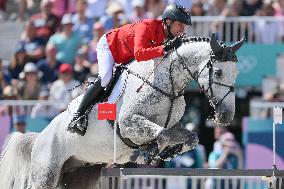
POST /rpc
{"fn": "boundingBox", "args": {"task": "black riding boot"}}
[67,77,105,136]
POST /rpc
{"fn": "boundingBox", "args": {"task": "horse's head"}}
[197,33,245,126]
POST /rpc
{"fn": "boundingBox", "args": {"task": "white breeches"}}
[97,34,115,87]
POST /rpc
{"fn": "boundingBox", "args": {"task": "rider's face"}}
[170,21,187,37]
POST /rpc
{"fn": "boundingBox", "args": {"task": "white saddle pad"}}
[67,68,129,115]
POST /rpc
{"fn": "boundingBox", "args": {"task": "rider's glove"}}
[164,36,183,52]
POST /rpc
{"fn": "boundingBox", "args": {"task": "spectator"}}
[18,0,41,21]
[8,42,27,80]
[191,1,205,16]
[213,126,228,153]
[18,62,43,100]
[145,0,167,18]
[0,0,5,20]
[273,0,284,16]
[253,3,284,44]
[88,22,104,65]
[206,0,226,16]
[0,58,11,99]
[37,45,61,86]
[129,0,149,23]
[0,85,22,116]
[168,0,192,10]
[49,63,82,112]
[207,132,243,189]
[47,13,82,65]
[30,0,60,44]
[19,21,46,63]
[31,89,59,120]
[72,0,94,43]
[100,1,128,32]
[85,0,107,20]
[116,0,133,18]
[210,0,242,41]
[209,132,243,169]
[12,114,26,133]
[73,49,90,83]
[51,0,77,18]
[240,0,263,16]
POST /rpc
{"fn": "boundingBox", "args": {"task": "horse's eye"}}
[214,68,222,78]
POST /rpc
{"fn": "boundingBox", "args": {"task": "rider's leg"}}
[67,34,115,136]
[67,78,105,135]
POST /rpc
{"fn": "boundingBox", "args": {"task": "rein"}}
[126,54,185,129]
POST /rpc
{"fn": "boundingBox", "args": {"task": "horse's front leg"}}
[156,122,199,159]
[119,113,167,164]
[119,113,165,146]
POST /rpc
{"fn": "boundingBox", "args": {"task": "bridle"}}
[175,47,235,109]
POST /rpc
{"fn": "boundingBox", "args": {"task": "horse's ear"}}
[210,33,223,54]
[231,36,246,53]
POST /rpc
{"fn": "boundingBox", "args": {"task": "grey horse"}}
[0,34,244,189]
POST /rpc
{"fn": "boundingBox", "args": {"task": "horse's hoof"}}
[159,144,183,160]
[185,132,199,150]
[130,150,140,162]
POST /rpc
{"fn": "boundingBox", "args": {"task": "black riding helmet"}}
[162,4,192,26]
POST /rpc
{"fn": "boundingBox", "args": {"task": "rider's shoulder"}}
[138,18,162,25]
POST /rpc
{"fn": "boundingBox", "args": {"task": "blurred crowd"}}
[1,0,284,22]
[0,0,283,112]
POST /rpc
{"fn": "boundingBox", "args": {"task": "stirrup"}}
[67,114,88,136]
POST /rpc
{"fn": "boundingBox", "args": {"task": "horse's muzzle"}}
[214,106,234,126]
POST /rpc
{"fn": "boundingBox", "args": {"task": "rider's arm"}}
[134,21,165,62]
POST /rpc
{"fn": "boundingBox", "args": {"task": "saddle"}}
[101,65,126,102]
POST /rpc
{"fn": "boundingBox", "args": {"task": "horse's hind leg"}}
[29,159,65,189]
[29,137,67,189]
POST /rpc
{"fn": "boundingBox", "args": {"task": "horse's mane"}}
[182,36,229,48]
[182,36,210,43]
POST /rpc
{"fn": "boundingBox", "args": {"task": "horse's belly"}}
[72,119,133,164]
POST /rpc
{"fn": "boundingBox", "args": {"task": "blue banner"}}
[236,43,284,87]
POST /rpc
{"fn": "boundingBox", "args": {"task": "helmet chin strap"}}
[166,22,174,40]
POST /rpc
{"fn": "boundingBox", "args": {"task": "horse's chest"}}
[139,93,185,125]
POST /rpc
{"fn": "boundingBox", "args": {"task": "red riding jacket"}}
[106,19,165,64]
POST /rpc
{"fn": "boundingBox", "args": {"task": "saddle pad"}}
[67,68,129,115]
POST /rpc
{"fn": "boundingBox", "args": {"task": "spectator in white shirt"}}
[49,63,83,112]
[254,3,284,44]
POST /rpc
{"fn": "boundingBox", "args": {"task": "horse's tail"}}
[0,132,38,188]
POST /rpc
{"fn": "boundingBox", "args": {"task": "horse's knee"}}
[118,117,131,138]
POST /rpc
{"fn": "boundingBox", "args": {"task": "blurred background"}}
[1,0,284,181]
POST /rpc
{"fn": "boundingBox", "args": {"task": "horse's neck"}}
[155,42,211,93]
[128,41,211,95]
